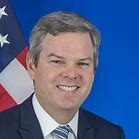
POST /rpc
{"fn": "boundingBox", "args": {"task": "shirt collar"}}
[32,94,78,137]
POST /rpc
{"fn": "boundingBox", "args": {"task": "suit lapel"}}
[17,94,44,139]
[77,108,95,139]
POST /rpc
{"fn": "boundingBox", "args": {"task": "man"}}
[0,11,125,139]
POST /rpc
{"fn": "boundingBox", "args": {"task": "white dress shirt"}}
[32,94,78,139]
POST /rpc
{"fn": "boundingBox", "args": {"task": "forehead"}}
[41,32,93,59]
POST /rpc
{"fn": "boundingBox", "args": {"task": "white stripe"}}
[55,134,66,139]
[57,127,68,134]
[57,135,66,139]
[0,58,34,104]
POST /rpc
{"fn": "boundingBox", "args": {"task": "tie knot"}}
[53,125,71,139]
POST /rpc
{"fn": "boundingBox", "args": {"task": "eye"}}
[50,60,64,64]
[78,62,89,67]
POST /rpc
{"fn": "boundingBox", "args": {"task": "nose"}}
[61,65,79,80]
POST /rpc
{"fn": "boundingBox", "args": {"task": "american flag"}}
[0,0,33,112]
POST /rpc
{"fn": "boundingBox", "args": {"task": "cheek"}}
[33,67,49,88]
[35,66,59,87]
[83,70,94,84]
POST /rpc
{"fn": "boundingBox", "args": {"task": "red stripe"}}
[0,85,17,112]
[16,46,29,69]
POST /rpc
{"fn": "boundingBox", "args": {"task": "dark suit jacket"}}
[0,95,125,139]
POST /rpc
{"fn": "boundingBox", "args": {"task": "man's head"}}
[28,11,100,71]
[26,11,100,120]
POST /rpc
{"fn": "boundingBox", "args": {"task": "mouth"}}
[56,85,80,92]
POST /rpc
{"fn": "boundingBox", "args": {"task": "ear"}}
[26,53,36,80]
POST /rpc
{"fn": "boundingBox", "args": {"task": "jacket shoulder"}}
[0,94,33,126]
[80,108,119,127]
[0,105,20,125]
[79,108,125,139]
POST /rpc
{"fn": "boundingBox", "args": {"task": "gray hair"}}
[29,11,100,71]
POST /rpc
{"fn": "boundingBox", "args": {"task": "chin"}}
[59,103,79,111]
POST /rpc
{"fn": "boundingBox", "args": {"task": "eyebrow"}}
[47,53,93,62]
[47,53,64,59]
[79,57,93,62]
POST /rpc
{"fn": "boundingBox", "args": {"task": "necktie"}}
[53,125,71,139]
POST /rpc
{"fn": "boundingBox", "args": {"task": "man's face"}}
[27,32,94,112]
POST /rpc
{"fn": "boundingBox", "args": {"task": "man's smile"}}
[56,85,80,92]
